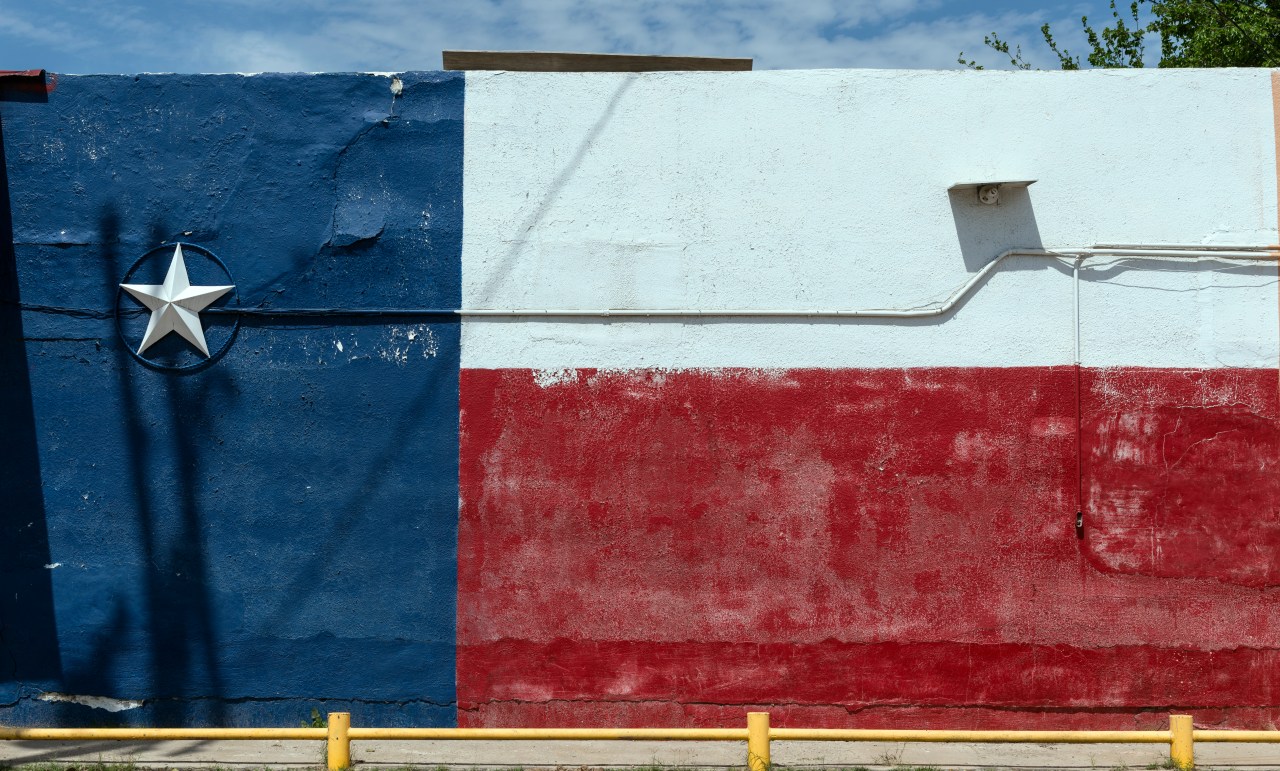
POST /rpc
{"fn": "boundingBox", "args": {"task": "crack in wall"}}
[1,690,457,709]
[459,698,1280,713]
[468,638,1280,653]
[149,695,458,707]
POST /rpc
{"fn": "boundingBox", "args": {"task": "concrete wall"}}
[457,69,1280,729]
[1,73,462,726]
[3,67,1280,729]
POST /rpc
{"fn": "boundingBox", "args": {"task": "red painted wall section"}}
[1082,368,1280,587]
[458,367,1280,729]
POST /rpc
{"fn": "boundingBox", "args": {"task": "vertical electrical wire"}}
[1074,257,1084,538]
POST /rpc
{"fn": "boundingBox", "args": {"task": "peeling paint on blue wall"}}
[0,72,463,726]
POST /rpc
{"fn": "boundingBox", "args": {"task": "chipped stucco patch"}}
[37,692,144,712]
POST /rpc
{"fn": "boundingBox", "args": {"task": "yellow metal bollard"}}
[1170,714,1194,770]
[747,712,770,771]
[327,712,352,771]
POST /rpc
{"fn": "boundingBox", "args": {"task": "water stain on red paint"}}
[459,367,1280,728]
[1083,369,1280,587]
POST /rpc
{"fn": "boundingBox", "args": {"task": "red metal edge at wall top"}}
[0,70,55,96]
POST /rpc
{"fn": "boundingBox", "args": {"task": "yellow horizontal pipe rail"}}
[8,710,1279,771]
[0,727,326,740]
[0,726,1211,744]
[770,728,1172,744]
[348,727,748,740]
[1194,730,1280,742]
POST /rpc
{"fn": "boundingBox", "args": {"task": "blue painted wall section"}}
[0,73,463,726]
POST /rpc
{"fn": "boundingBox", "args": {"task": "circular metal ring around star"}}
[114,242,240,372]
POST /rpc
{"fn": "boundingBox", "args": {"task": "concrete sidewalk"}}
[2,739,1279,769]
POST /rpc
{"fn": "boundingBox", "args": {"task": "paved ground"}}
[2,739,1279,769]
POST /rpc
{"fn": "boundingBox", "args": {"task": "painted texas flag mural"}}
[1,68,1279,729]
[456,70,1280,729]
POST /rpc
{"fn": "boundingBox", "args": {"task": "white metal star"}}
[120,244,234,357]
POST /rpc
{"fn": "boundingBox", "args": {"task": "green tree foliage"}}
[958,0,1280,69]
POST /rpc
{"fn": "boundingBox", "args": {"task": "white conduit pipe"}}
[1073,256,1082,366]
[457,245,1279,319]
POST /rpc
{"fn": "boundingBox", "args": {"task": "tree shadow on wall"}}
[83,211,231,726]
[26,210,232,728]
[255,321,450,631]
[0,76,64,704]
[469,76,636,307]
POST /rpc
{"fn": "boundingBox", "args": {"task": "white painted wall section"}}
[461,68,1279,370]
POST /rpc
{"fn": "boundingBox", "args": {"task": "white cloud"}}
[0,0,1111,73]
[0,12,96,53]
[196,30,320,74]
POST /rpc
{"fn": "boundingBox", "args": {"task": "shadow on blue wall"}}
[1,72,462,729]
[0,75,64,711]
[94,212,230,726]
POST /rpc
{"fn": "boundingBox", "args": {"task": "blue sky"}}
[0,1,1121,73]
